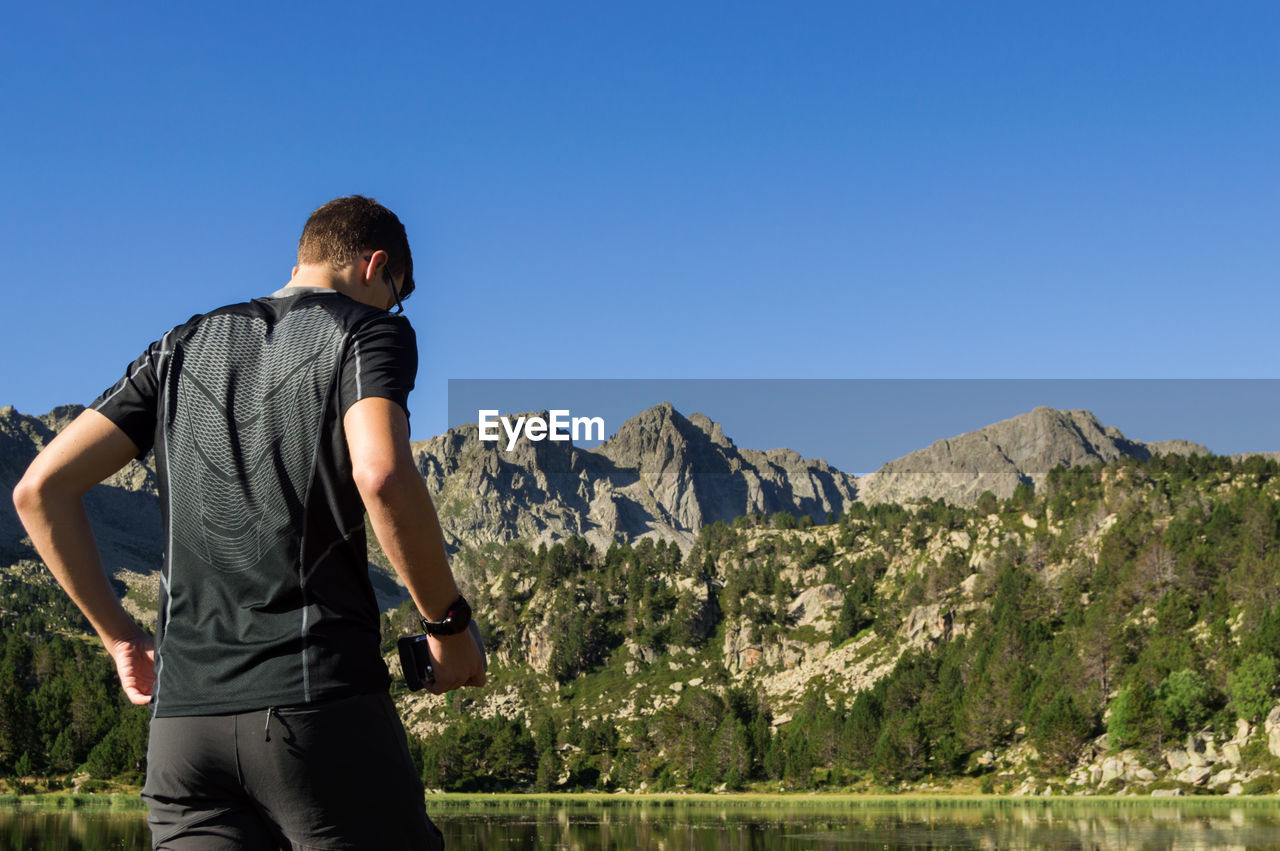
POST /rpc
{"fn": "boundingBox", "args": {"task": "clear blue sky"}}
[2,3,1277,451]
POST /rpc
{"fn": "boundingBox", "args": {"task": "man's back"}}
[93,287,416,716]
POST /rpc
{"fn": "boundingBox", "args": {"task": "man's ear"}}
[363,250,389,283]
[291,265,299,278]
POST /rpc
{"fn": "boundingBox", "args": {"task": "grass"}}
[787,624,826,645]
[4,789,1280,815]
[0,792,145,811]
[124,583,159,614]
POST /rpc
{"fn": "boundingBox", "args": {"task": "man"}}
[12,195,484,849]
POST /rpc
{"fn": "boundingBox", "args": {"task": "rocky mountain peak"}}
[37,404,86,434]
[597,402,704,467]
[407,402,857,557]
[687,413,735,448]
[856,405,1203,506]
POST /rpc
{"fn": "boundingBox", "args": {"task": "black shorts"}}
[141,692,443,850]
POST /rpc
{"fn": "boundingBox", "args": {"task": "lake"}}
[4,796,1280,849]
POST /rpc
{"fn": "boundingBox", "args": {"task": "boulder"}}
[1266,704,1280,758]
[1182,766,1212,786]
[626,641,659,666]
[526,631,553,674]
[721,625,762,674]
[1151,788,1184,797]
[1165,750,1191,772]
[1223,742,1242,767]
[787,584,843,627]
[1211,768,1236,787]
[901,603,953,649]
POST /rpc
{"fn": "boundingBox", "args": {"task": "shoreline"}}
[426,791,1280,806]
[7,788,1280,808]
[5,790,1280,812]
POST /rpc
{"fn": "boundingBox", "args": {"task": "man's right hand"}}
[425,630,486,694]
[109,634,156,706]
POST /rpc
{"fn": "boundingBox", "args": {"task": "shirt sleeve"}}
[90,335,165,457]
[339,314,418,419]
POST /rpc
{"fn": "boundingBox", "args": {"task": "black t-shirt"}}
[91,287,416,717]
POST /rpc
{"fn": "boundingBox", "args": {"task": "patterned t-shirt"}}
[92,286,416,717]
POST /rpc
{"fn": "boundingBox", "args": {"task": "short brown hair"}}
[297,196,415,299]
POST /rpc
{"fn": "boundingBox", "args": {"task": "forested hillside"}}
[0,561,149,792]
[398,452,1280,796]
[4,451,1280,798]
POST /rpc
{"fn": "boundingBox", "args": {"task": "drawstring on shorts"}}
[264,706,275,742]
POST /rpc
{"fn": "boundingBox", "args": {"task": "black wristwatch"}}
[420,595,472,636]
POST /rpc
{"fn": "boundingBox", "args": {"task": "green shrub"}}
[1157,669,1215,732]
[1243,775,1280,795]
[1034,690,1093,770]
[1107,683,1158,749]
[1228,654,1280,722]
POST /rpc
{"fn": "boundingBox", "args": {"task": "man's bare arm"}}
[344,397,485,692]
[12,409,155,705]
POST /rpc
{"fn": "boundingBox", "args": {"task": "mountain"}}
[0,402,1231,579]
[0,405,161,576]
[413,401,857,555]
[856,406,1212,507]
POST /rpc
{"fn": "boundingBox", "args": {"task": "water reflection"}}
[3,799,1280,850]
[0,810,149,851]
[432,801,1280,851]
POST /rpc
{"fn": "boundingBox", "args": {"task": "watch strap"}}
[420,595,472,636]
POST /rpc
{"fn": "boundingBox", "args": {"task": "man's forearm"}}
[344,397,484,691]
[360,466,461,623]
[14,484,145,646]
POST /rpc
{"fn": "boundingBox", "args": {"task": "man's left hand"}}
[426,630,486,695]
